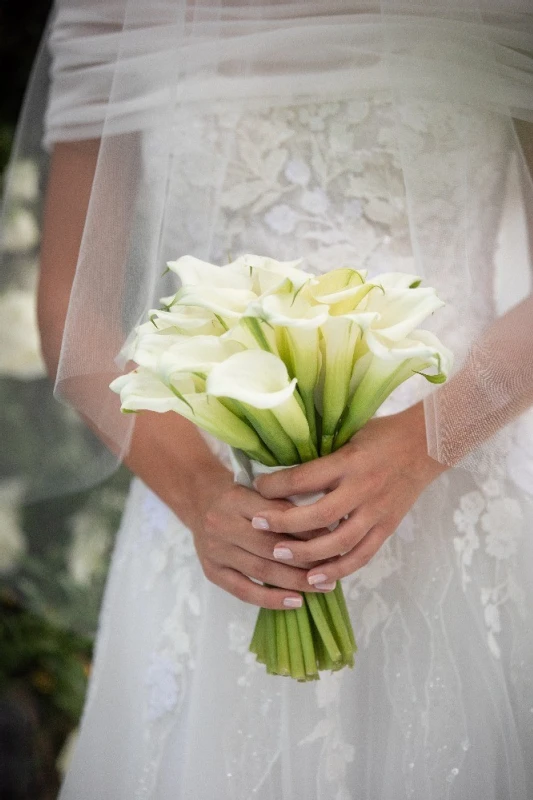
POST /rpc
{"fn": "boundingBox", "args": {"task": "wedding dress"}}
[4,2,533,798]
[58,97,533,800]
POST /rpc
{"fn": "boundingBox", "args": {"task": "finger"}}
[206,564,305,610]
[252,485,356,534]
[254,452,344,499]
[306,525,391,583]
[221,523,323,568]
[230,486,294,520]
[235,552,336,595]
[269,507,379,564]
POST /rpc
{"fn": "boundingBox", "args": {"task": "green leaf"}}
[415,371,447,384]
[214,313,229,332]
[409,279,422,288]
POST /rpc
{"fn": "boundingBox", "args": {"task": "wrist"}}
[401,401,448,484]
[173,461,233,532]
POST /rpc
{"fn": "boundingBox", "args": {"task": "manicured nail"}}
[315,581,336,592]
[308,573,328,586]
[273,546,293,560]
[283,597,303,608]
[252,517,269,530]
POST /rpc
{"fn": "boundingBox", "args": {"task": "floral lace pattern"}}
[85,97,533,800]
[453,470,526,660]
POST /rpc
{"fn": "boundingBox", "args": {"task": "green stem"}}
[241,405,299,466]
[275,610,290,676]
[250,610,266,660]
[320,434,334,457]
[300,388,318,451]
[334,582,357,652]
[305,592,342,664]
[324,590,355,667]
[295,604,319,678]
[265,609,278,675]
[285,609,306,681]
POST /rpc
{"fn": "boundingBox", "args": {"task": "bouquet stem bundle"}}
[250,582,356,680]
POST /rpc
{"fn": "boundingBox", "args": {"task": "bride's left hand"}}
[252,402,448,587]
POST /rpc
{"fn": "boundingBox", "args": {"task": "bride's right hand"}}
[190,473,333,610]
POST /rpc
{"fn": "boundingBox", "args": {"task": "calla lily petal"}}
[167,255,253,291]
[207,350,297,410]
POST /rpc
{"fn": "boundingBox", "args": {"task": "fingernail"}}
[283,597,303,608]
[315,581,336,592]
[273,546,293,560]
[252,516,269,530]
[308,573,328,586]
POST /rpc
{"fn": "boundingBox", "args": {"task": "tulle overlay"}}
[5,1,532,797]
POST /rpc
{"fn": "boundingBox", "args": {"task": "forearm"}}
[426,292,533,466]
[38,140,231,528]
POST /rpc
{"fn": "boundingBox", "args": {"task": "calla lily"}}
[247,286,330,448]
[224,317,280,356]
[309,268,371,315]
[335,329,453,448]
[207,350,317,461]
[110,367,276,465]
[129,330,188,370]
[227,254,312,293]
[157,336,244,384]
[149,305,227,336]
[167,255,253,291]
[319,315,363,454]
[358,285,445,342]
[174,286,258,321]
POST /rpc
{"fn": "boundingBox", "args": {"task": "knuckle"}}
[203,509,219,535]
[252,560,269,584]
[337,531,353,554]
[365,470,384,494]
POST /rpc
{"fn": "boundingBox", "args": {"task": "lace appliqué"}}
[453,471,525,659]
[133,487,202,799]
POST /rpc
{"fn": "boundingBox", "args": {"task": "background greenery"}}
[0,4,130,797]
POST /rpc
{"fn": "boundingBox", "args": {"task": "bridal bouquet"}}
[111,254,451,681]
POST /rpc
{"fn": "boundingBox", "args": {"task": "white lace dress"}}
[59,97,533,800]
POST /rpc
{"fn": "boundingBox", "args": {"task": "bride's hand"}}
[190,472,329,609]
[252,402,447,587]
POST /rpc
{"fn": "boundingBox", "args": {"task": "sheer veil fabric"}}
[3,1,533,798]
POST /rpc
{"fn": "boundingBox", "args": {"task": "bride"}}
[14,0,533,797]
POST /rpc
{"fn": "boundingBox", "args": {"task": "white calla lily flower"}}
[227,253,312,293]
[319,315,363,453]
[207,350,297,410]
[110,367,275,464]
[360,285,445,342]
[150,305,226,336]
[310,267,371,314]
[335,329,453,448]
[174,286,258,320]
[207,350,316,461]
[246,286,330,448]
[157,336,244,383]
[167,255,253,291]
